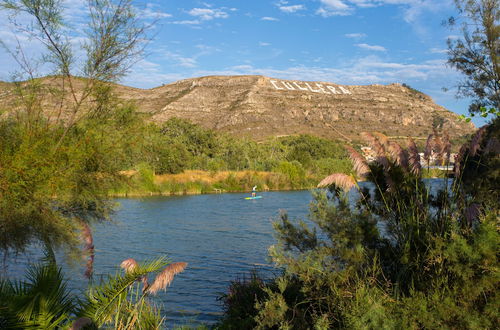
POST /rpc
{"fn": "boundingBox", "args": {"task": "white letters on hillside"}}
[269,79,352,95]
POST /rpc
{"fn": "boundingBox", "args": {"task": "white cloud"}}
[320,0,350,10]
[188,8,229,21]
[259,42,271,46]
[429,48,447,54]
[261,16,279,21]
[345,33,367,39]
[183,55,454,87]
[317,0,352,16]
[279,5,306,13]
[171,20,201,25]
[163,51,197,68]
[138,4,172,19]
[356,43,387,52]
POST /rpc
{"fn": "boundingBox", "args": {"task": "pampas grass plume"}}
[345,146,370,178]
[147,262,187,295]
[70,317,93,330]
[318,173,356,192]
[121,258,138,273]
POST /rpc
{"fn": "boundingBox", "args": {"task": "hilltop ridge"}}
[0,75,474,141]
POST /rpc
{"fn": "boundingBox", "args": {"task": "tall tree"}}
[0,0,148,257]
[447,0,500,116]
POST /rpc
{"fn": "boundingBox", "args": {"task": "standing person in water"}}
[252,185,257,197]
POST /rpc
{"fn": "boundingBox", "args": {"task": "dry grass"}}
[154,170,274,185]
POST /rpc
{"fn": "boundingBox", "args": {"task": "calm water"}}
[4,179,451,327]
[5,190,313,327]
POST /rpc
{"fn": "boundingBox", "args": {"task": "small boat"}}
[245,196,262,200]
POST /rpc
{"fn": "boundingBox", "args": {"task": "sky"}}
[0,0,490,126]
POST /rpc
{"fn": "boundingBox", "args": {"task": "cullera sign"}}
[269,79,352,95]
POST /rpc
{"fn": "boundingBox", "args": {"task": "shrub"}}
[219,129,499,329]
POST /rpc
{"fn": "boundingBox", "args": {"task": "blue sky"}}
[0,0,488,125]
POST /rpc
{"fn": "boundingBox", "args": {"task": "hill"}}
[0,75,474,141]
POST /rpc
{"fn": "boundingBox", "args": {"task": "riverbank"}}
[110,168,448,197]
[110,169,319,197]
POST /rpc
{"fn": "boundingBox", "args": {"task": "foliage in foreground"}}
[0,253,187,329]
[217,123,499,329]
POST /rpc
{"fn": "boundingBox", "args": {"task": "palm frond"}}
[5,261,74,329]
[79,256,169,326]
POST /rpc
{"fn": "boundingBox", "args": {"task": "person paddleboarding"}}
[251,185,257,197]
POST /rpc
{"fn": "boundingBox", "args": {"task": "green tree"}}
[447,0,500,116]
[0,0,148,256]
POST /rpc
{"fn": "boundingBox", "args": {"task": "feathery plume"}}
[147,262,187,295]
[372,132,389,148]
[120,258,138,273]
[362,132,390,170]
[424,134,434,165]
[484,137,500,154]
[318,173,356,192]
[465,203,481,225]
[388,141,409,170]
[71,317,93,330]
[345,146,370,178]
[407,138,421,176]
[81,222,94,279]
[440,131,451,165]
[120,258,150,292]
[454,144,468,178]
[469,126,487,156]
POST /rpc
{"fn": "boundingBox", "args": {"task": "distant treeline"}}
[109,112,352,194]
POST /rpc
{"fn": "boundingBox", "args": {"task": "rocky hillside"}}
[0,75,474,141]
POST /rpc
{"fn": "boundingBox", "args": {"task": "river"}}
[4,179,452,327]
[5,190,314,327]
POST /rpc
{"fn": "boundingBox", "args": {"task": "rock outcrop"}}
[0,75,475,141]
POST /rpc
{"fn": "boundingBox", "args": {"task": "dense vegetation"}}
[217,121,499,329]
[113,117,352,195]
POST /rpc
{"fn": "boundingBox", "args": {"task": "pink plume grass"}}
[80,222,94,279]
[345,146,370,178]
[70,317,93,330]
[424,134,434,165]
[407,138,421,176]
[318,173,356,192]
[361,132,390,170]
[147,262,188,295]
[388,141,409,170]
[120,258,150,292]
[120,258,138,273]
[484,137,500,154]
[469,126,487,156]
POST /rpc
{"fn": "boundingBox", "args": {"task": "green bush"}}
[218,129,499,329]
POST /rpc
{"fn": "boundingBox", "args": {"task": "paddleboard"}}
[245,196,262,200]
